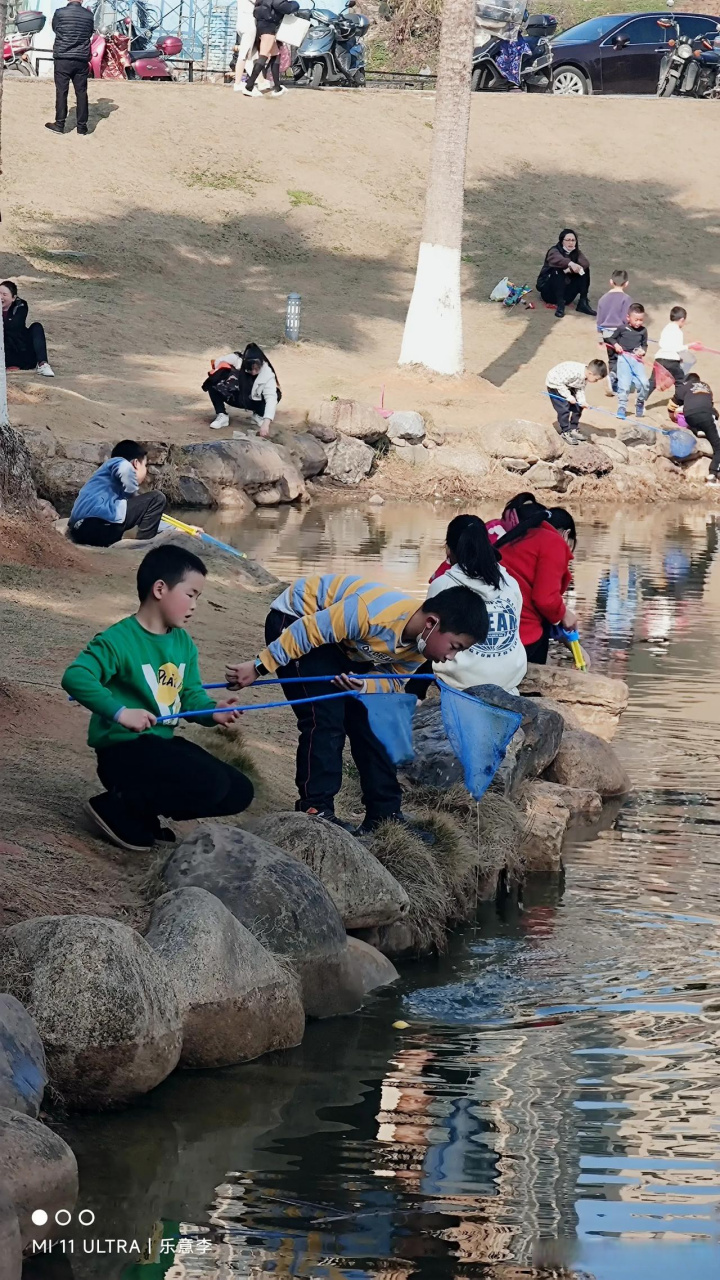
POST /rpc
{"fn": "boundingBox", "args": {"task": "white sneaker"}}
[38,362,55,377]
[210,413,230,430]
[233,81,245,91]
[270,86,287,97]
[241,85,261,97]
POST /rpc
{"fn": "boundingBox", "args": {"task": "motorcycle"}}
[292,0,370,88]
[90,20,182,81]
[656,13,720,98]
[472,4,556,93]
[3,9,45,78]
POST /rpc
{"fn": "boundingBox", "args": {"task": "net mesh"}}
[439,686,523,801]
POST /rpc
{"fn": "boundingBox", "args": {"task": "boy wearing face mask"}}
[225,574,489,835]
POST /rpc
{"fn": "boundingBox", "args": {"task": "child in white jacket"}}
[427,515,527,695]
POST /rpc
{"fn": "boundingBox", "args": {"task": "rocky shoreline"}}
[0,609,630,1269]
[22,396,718,519]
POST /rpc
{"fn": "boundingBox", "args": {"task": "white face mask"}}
[416,620,438,655]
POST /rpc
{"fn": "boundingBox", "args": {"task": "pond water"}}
[49,504,720,1280]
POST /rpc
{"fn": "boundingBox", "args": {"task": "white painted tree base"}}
[399,242,463,376]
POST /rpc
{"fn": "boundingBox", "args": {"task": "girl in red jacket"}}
[494,500,577,665]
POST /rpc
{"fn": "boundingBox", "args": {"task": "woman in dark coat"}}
[0,281,54,375]
[242,0,303,96]
[536,229,596,320]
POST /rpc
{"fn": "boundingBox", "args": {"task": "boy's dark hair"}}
[684,372,701,385]
[112,439,148,463]
[0,279,18,297]
[137,544,207,603]
[628,303,645,317]
[611,270,628,286]
[421,586,489,645]
[670,306,687,323]
[587,358,608,378]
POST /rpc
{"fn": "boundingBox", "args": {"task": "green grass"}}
[182,169,260,193]
[287,189,323,209]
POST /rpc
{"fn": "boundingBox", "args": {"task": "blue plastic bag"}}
[359,693,417,766]
[439,685,523,801]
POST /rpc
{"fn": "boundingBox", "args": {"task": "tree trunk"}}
[399,0,476,375]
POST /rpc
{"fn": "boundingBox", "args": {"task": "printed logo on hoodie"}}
[468,594,519,657]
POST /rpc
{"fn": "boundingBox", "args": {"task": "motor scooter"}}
[656,11,720,98]
[293,0,369,88]
[3,9,45,77]
[473,4,556,92]
[90,16,181,80]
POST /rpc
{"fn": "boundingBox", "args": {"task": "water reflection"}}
[49,505,720,1280]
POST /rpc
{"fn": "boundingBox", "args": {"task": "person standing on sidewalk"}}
[45,0,94,137]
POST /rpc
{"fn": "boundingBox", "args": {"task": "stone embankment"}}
[0,661,628,1270]
[23,399,715,513]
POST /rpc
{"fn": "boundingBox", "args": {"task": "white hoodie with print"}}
[426,563,527,694]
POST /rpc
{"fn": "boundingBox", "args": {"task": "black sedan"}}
[551,10,720,94]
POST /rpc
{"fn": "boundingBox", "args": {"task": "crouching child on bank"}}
[62,544,253,852]
[225,574,489,837]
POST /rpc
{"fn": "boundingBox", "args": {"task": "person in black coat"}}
[0,282,54,377]
[536,228,597,320]
[45,0,95,136]
[242,0,306,96]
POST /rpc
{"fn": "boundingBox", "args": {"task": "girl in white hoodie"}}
[427,515,527,695]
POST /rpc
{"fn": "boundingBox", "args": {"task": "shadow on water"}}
[40,505,720,1280]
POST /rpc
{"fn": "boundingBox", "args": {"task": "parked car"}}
[551,10,720,94]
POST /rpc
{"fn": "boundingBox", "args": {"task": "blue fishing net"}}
[439,685,523,801]
[359,693,417,766]
[668,428,696,460]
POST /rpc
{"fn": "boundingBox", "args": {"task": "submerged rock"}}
[0,916,182,1109]
[251,812,409,929]
[163,825,365,1018]
[545,728,630,797]
[0,1107,78,1251]
[343,936,399,993]
[518,780,570,872]
[525,779,603,821]
[0,993,46,1118]
[145,887,305,1068]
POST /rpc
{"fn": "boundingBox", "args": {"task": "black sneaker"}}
[301,806,356,832]
[77,125,88,136]
[554,305,565,319]
[45,121,65,134]
[355,813,436,846]
[576,299,597,317]
[84,794,154,852]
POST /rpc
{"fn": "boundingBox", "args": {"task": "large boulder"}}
[0,916,182,1109]
[324,434,375,485]
[273,430,328,478]
[32,458,94,513]
[521,666,629,741]
[343,936,399,994]
[518,780,570,872]
[177,439,306,504]
[483,419,563,463]
[0,1108,78,1252]
[618,422,658,448]
[545,728,630,797]
[250,812,409,929]
[0,994,46,1118]
[316,399,387,443]
[387,411,426,444]
[590,434,629,466]
[405,685,563,800]
[0,1190,21,1280]
[523,460,569,491]
[145,888,305,1068]
[561,443,613,476]
[162,825,364,1018]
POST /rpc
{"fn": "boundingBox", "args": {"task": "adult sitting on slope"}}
[536,228,596,320]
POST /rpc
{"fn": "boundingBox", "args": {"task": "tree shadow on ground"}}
[463,167,720,387]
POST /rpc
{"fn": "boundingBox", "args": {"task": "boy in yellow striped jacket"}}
[226,574,488,835]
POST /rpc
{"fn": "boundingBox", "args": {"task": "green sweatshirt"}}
[62,615,217,750]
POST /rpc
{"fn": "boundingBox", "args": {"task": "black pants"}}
[647,357,684,397]
[265,608,402,822]
[548,389,582,435]
[208,386,266,418]
[5,323,48,370]
[69,491,167,547]
[54,58,89,128]
[539,268,590,309]
[97,735,253,826]
[524,627,550,665]
[686,411,720,476]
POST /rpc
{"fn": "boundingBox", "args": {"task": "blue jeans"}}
[616,355,649,411]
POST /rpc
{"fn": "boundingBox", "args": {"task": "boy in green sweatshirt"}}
[62,543,253,852]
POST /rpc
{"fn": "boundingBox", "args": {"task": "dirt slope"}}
[2,81,720,448]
